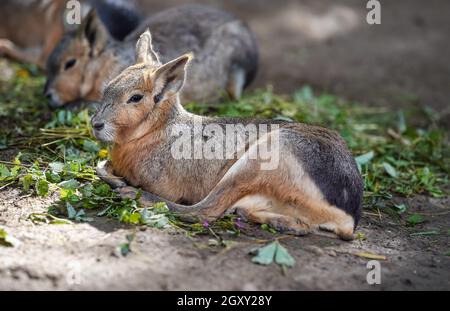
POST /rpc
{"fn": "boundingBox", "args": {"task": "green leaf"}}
[406,214,425,227]
[274,241,296,268]
[97,207,111,217]
[126,234,135,243]
[80,184,94,198]
[0,164,11,178]
[20,174,33,191]
[94,183,111,196]
[393,203,407,214]
[251,241,277,265]
[67,203,77,219]
[261,223,277,234]
[251,241,296,268]
[58,179,80,190]
[383,162,397,178]
[129,212,141,224]
[0,228,20,247]
[49,162,65,174]
[75,209,93,222]
[35,179,49,197]
[397,110,407,133]
[139,208,170,228]
[119,243,131,256]
[57,110,66,125]
[82,140,100,153]
[355,151,374,166]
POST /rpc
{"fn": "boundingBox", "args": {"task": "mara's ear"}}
[152,53,193,103]
[77,9,109,57]
[135,29,160,65]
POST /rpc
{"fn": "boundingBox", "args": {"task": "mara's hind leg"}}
[227,65,246,100]
[289,194,356,241]
[232,195,311,236]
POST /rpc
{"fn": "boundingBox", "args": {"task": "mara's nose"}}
[92,121,105,131]
[45,92,53,101]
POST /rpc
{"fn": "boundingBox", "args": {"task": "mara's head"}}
[91,30,192,144]
[44,10,110,108]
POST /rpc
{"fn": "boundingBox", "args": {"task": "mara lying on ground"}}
[91,30,363,240]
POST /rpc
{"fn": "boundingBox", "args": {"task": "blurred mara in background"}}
[0,0,140,68]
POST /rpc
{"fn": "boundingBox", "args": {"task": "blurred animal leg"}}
[0,39,40,66]
[227,66,246,100]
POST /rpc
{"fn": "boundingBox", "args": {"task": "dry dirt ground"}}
[1,0,449,290]
[0,188,449,290]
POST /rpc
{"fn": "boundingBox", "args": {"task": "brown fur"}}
[92,30,362,240]
[0,0,65,67]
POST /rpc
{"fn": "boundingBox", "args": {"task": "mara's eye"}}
[127,94,143,104]
[154,94,163,104]
[64,59,77,71]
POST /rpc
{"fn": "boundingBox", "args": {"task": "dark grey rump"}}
[90,0,142,41]
[283,127,363,227]
[189,118,363,226]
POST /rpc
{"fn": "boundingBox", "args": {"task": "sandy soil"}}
[0,187,449,290]
[1,0,449,291]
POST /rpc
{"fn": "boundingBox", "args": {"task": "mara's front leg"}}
[0,39,42,67]
[96,160,127,189]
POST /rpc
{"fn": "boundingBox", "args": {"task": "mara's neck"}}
[110,97,192,144]
[110,96,195,180]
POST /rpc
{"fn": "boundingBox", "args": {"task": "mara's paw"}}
[96,160,127,188]
[0,39,14,55]
[269,217,311,237]
[115,186,140,200]
[115,186,160,209]
[319,223,355,241]
[336,228,355,241]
